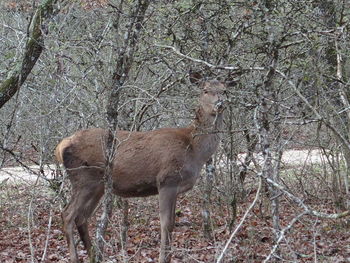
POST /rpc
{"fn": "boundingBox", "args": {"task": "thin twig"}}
[263,211,308,262]
[156,44,265,72]
[41,209,53,262]
[261,173,350,219]
[216,177,262,263]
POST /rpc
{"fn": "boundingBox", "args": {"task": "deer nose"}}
[215,99,225,111]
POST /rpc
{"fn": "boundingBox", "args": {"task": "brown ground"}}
[0,149,349,262]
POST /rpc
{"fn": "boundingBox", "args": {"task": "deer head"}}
[198,80,227,116]
[189,71,230,119]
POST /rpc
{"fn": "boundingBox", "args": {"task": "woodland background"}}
[0,0,350,262]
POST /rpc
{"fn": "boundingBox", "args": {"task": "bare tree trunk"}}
[94,137,115,262]
[227,104,237,231]
[335,8,350,209]
[257,2,282,260]
[94,1,150,261]
[258,84,281,241]
[0,0,58,108]
[197,3,215,239]
[121,199,129,245]
[317,0,350,208]
[202,158,214,239]
[257,88,282,262]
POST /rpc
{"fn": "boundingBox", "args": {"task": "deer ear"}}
[189,70,203,84]
[225,79,237,87]
[223,75,238,88]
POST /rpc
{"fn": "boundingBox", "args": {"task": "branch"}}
[216,177,262,263]
[276,69,350,155]
[263,211,308,263]
[0,0,58,108]
[260,172,350,219]
[155,44,264,72]
[107,0,151,127]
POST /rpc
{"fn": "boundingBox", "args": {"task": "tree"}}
[1,0,350,262]
[94,1,151,262]
[0,0,58,108]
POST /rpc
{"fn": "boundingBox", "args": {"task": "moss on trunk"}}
[0,0,57,108]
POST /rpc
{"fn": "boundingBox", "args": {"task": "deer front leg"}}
[158,186,177,263]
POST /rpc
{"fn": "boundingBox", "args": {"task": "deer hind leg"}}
[62,184,104,263]
[75,185,104,258]
[62,192,81,263]
[158,186,177,263]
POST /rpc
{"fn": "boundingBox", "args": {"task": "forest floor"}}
[1,149,350,262]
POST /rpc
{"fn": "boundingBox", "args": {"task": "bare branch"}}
[216,177,262,263]
[276,69,350,154]
[155,44,265,72]
[261,173,350,219]
[263,211,308,263]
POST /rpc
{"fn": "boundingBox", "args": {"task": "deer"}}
[55,78,228,263]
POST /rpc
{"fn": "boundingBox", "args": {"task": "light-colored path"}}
[0,164,57,184]
[236,148,329,166]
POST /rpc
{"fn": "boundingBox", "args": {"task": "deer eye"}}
[203,89,208,94]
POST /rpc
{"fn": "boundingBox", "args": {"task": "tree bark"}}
[94,1,150,261]
[0,0,57,108]
[258,2,282,260]
[316,0,350,208]
[202,158,214,239]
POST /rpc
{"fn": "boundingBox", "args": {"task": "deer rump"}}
[57,127,199,198]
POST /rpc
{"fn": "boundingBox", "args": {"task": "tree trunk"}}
[258,2,282,260]
[0,0,57,108]
[317,0,350,208]
[94,1,150,261]
[202,158,214,239]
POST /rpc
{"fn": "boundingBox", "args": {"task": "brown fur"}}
[56,80,226,263]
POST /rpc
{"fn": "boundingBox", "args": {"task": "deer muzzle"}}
[215,99,225,112]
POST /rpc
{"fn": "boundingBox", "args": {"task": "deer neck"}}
[190,107,224,163]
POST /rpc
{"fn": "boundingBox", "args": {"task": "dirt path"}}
[0,164,57,184]
[237,148,328,166]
